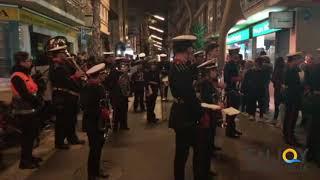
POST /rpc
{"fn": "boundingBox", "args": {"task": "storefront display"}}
[226,18,289,63]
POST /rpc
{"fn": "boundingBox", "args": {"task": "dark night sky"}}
[128,0,169,14]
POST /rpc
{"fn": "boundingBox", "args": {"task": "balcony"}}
[15,0,86,26]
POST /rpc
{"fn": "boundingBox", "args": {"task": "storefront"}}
[0,5,79,77]
[226,18,289,63]
[226,28,252,60]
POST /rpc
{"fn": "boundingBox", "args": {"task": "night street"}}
[0,98,319,180]
[1,0,320,179]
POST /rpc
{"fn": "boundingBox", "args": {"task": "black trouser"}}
[133,90,145,111]
[264,82,270,112]
[146,93,157,122]
[87,130,105,177]
[283,104,299,144]
[53,92,79,145]
[241,94,247,112]
[161,83,168,99]
[225,90,240,136]
[113,97,128,130]
[18,114,39,164]
[273,86,281,120]
[305,94,320,164]
[211,111,219,149]
[174,128,211,180]
[246,93,265,118]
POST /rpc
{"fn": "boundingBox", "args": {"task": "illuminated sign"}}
[0,7,19,21]
[252,20,280,37]
[226,28,250,45]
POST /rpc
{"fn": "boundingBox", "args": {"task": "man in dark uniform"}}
[304,48,320,166]
[131,61,146,112]
[223,47,242,138]
[80,63,109,180]
[159,54,170,101]
[145,60,160,123]
[169,35,209,180]
[104,58,130,132]
[48,36,85,149]
[283,52,304,146]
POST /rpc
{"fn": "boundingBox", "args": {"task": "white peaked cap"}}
[139,53,146,58]
[86,63,105,75]
[197,60,216,68]
[172,35,197,41]
[194,50,205,55]
[103,51,114,55]
[286,52,303,57]
[159,53,167,57]
[228,45,240,50]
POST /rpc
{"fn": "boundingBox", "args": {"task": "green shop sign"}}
[226,28,250,45]
[252,20,280,37]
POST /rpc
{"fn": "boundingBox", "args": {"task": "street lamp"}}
[148,26,164,33]
[150,35,163,41]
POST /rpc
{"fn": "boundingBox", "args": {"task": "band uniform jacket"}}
[104,69,130,107]
[145,70,160,95]
[131,71,145,92]
[168,62,203,129]
[80,80,106,132]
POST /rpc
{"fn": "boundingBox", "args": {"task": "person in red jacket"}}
[10,51,43,169]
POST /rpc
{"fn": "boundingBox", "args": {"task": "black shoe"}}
[19,162,39,169]
[226,133,240,139]
[151,118,159,123]
[99,171,110,178]
[88,176,99,180]
[213,146,222,151]
[55,144,70,150]
[235,130,243,135]
[69,140,86,145]
[209,170,218,176]
[32,156,43,163]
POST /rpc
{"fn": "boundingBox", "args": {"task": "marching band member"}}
[105,57,131,132]
[48,36,85,150]
[223,46,243,138]
[131,60,146,113]
[145,59,161,123]
[80,63,109,180]
[169,35,209,180]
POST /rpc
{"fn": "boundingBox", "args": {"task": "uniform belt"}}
[53,88,79,96]
[12,109,36,115]
[173,98,184,104]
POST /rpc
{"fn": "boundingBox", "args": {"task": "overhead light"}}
[153,15,165,21]
[236,19,247,25]
[150,35,163,41]
[149,26,164,33]
[153,44,162,48]
[153,41,162,45]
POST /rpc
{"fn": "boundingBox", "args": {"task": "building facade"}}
[0,0,86,102]
[226,0,320,63]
